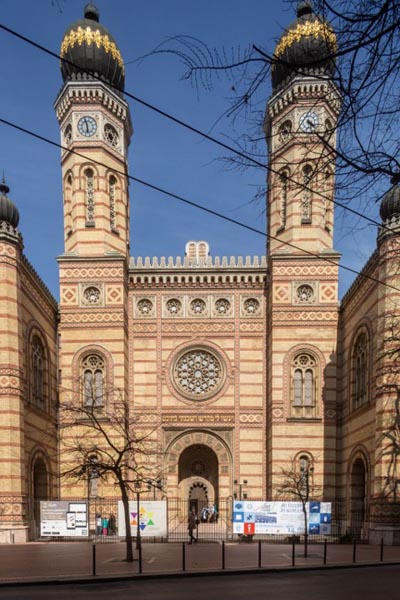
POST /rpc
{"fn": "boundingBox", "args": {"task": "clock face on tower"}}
[77,115,97,137]
[299,111,319,133]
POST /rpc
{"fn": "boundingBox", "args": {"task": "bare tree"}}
[59,392,162,562]
[150,0,400,204]
[275,455,317,556]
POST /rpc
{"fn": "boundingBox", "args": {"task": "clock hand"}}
[85,119,89,134]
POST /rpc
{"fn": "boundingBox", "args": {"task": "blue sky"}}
[0,0,381,299]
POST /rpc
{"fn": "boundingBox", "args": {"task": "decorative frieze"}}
[162,414,235,425]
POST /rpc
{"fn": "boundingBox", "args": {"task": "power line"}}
[0,21,386,232]
[1,115,399,294]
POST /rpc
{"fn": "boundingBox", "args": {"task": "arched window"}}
[85,168,95,225]
[64,173,73,236]
[301,165,313,223]
[291,353,317,418]
[82,354,105,407]
[109,175,117,230]
[324,169,333,231]
[352,331,369,409]
[31,335,45,408]
[298,453,313,496]
[279,171,289,228]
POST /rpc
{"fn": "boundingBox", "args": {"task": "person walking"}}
[187,508,198,544]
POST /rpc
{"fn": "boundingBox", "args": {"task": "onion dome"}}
[271,1,337,91]
[60,3,125,91]
[380,175,400,222]
[0,177,19,229]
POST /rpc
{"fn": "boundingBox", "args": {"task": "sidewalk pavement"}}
[0,541,399,585]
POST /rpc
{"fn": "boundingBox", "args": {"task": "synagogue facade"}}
[0,2,399,543]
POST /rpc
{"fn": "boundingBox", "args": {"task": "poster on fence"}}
[118,500,167,537]
[40,501,88,537]
[232,500,332,535]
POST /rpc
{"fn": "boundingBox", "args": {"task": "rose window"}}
[190,298,206,314]
[215,298,231,314]
[137,299,153,315]
[244,298,260,315]
[83,286,101,304]
[173,349,224,400]
[296,285,314,302]
[166,298,182,315]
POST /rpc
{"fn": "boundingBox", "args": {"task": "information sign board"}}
[40,501,88,537]
[232,500,332,535]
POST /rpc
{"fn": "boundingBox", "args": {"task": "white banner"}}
[40,501,88,537]
[118,500,167,537]
[232,500,332,535]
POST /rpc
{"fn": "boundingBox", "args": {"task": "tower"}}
[264,2,341,498]
[55,4,132,498]
[55,3,132,257]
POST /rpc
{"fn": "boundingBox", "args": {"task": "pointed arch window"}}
[82,354,105,407]
[291,353,317,418]
[31,335,45,408]
[301,165,313,223]
[85,168,95,226]
[352,330,369,409]
[109,175,117,231]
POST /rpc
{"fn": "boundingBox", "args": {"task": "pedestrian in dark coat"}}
[187,509,198,544]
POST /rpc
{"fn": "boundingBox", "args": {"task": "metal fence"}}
[32,496,369,544]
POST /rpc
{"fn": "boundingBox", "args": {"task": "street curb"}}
[0,560,399,588]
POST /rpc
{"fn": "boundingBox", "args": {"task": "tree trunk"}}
[121,485,134,562]
[303,505,308,558]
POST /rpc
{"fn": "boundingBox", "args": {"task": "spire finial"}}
[297,1,313,18]
[0,173,10,195]
[84,3,100,22]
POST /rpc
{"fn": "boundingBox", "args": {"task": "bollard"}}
[380,538,384,562]
[138,541,143,574]
[222,540,225,570]
[352,539,357,563]
[258,540,262,568]
[182,541,186,572]
[92,542,96,577]
[323,538,327,565]
[292,539,295,567]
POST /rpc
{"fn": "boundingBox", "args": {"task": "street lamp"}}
[233,479,248,500]
[134,480,142,551]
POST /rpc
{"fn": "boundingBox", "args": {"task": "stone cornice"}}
[20,254,58,310]
[340,249,379,309]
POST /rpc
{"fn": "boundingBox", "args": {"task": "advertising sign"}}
[118,500,167,537]
[40,501,88,537]
[232,500,332,535]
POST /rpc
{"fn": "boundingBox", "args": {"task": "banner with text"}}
[232,500,332,535]
[40,501,88,537]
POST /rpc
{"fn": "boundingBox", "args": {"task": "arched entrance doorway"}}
[350,458,367,539]
[31,456,49,538]
[178,445,218,517]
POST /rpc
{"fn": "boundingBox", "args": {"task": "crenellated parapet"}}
[130,254,267,269]
[129,254,267,288]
